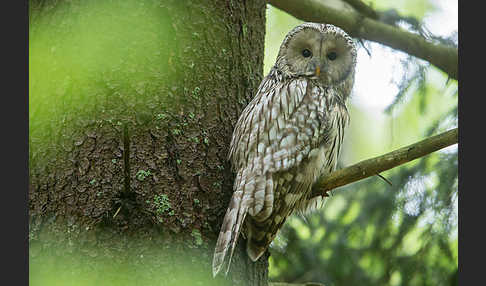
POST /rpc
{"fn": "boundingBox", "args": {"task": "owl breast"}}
[305,102,349,183]
[242,82,349,259]
[227,79,339,220]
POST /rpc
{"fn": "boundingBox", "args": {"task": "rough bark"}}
[29,0,267,285]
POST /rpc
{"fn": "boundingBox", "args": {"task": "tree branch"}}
[311,128,458,197]
[268,0,458,80]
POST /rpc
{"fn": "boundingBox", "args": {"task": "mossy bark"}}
[29,0,268,285]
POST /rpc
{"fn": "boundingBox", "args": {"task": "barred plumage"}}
[213,23,357,277]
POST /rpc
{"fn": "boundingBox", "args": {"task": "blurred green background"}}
[265,1,458,285]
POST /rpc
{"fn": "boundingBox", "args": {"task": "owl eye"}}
[302,49,312,58]
[327,51,337,60]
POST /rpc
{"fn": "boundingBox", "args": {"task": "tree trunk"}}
[29,0,268,285]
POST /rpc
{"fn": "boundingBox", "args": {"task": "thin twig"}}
[376,173,392,186]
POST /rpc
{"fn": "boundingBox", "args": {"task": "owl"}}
[212,22,357,276]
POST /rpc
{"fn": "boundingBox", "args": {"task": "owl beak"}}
[306,60,322,78]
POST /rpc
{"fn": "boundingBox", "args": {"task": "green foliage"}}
[270,153,457,285]
[266,2,457,285]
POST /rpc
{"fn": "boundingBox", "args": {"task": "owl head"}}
[275,23,357,86]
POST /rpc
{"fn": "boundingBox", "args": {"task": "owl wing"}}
[213,73,326,276]
[229,73,325,217]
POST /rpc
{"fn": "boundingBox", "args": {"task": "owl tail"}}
[212,188,248,277]
[246,229,267,262]
[245,216,275,263]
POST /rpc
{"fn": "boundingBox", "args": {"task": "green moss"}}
[149,194,174,222]
[191,87,201,99]
[156,113,168,121]
[191,229,203,246]
[171,128,182,136]
[136,170,152,181]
